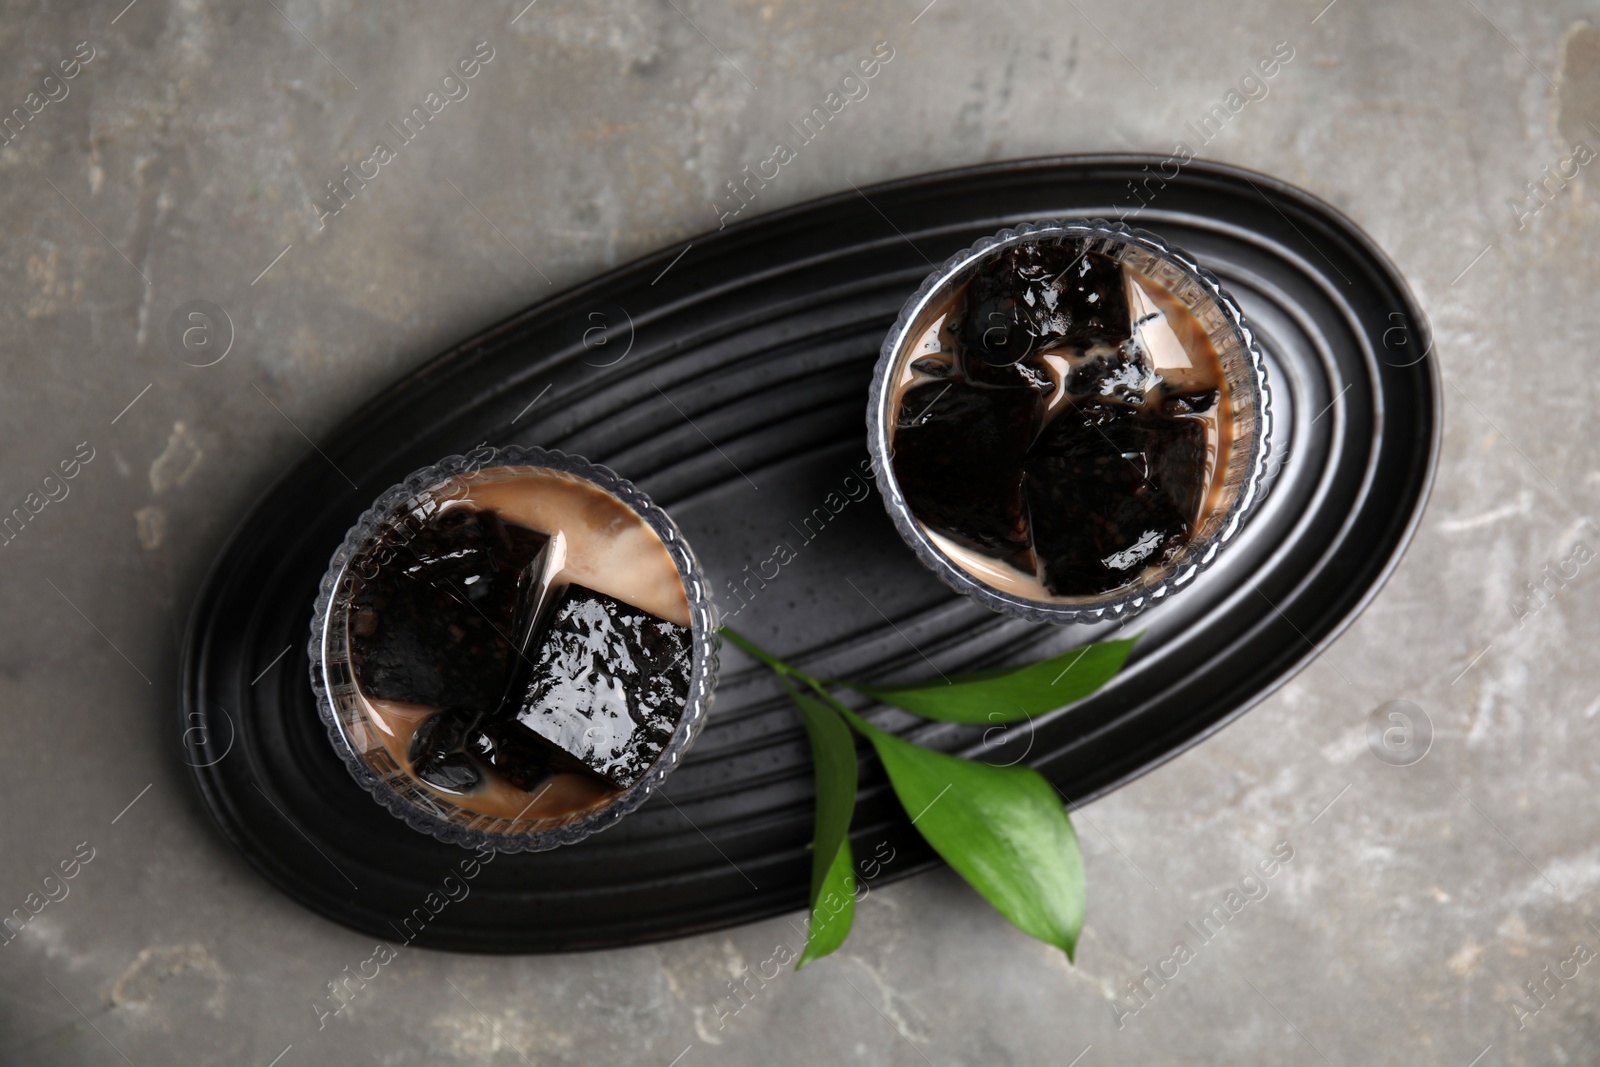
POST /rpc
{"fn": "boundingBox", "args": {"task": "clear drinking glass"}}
[867,219,1273,624]
[308,445,719,852]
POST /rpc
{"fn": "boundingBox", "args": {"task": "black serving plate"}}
[180,156,1438,952]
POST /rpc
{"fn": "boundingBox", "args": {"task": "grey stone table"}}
[2,1,1596,1064]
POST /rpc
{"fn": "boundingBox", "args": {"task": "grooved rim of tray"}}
[179,155,1439,953]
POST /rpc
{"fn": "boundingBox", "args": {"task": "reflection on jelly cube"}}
[515,585,692,789]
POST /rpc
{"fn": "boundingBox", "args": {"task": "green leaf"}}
[845,704,1085,959]
[842,636,1139,724]
[797,838,856,968]
[780,679,858,968]
[719,626,1108,964]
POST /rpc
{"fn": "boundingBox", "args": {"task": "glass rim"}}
[866,218,1274,625]
[307,445,719,853]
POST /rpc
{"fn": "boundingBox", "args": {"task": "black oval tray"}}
[180,155,1439,953]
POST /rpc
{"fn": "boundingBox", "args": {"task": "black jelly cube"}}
[407,708,484,795]
[957,241,1132,368]
[962,349,1057,394]
[958,242,1077,366]
[1159,385,1219,416]
[349,508,548,710]
[1023,404,1207,596]
[1055,250,1132,347]
[892,379,1039,561]
[513,585,692,789]
[1068,340,1154,405]
[468,720,599,794]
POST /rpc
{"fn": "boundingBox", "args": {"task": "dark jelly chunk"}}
[468,720,603,794]
[407,708,483,795]
[892,379,1038,561]
[961,347,1056,394]
[1067,340,1154,406]
[1023,404,1207,596]
[485,537,566,724]
[958,242,1076,366]
[514,585,692,789]
[348,507,547,710]
[1159,385,1219,416]
[1055,249,1132,347]
[957,241,1132,367]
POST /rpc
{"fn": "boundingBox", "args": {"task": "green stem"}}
[799,676,870,731]
[719,625,808,679]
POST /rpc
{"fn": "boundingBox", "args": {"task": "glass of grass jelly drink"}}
[868,220,1272,623]
[311,447,717,851]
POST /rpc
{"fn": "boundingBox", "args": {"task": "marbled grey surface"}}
[2,0,1597,1064]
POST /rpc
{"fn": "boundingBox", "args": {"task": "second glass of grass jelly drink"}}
[869,220,1271,623]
